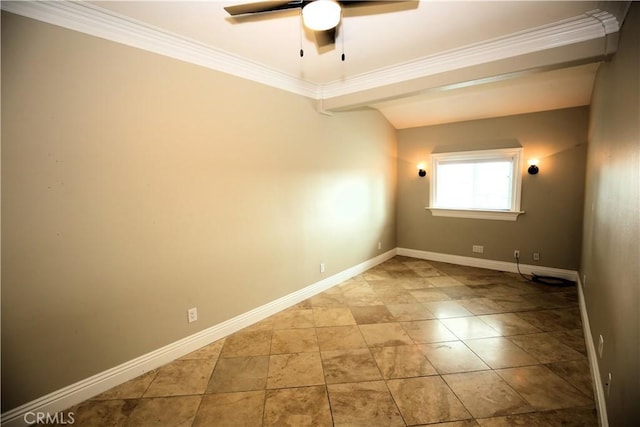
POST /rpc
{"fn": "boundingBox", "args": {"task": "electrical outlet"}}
[472,245,484,253]
[378,241,382,250]
[598,335,604,358]
[513,250,520,259]
[606,372,612,397]
[320,263,325,273]
[533,252,540,261]
[187,307,198,323]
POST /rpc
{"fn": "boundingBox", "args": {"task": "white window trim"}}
[426,148,525,221]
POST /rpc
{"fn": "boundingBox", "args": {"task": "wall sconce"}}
[528,159,540,175]
[417,163,427,177]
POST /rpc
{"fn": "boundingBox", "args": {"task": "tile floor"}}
[60,256,598,426]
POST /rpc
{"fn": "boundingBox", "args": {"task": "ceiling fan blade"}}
[314,27,336,47]
[339,0,418,13]
[340,0,414,5]
[224,1,304,16]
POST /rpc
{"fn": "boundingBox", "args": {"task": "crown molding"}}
[1,0,321,99]
[319,9,619,98]
[2,1,619,102]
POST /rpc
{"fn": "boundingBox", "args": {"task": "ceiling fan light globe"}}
[302,0,341,31]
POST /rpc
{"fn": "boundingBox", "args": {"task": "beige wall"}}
[582,3,640,425]
[396,107,588,269]
[0,12,397,411]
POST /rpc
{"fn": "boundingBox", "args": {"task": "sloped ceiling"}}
[2,1,628,128]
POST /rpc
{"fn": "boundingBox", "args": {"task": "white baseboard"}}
[577,277,609,427]
[397,247,579,281]
[0,249,397,427]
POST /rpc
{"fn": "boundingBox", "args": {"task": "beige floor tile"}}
[92,370,158,400]
[426,276,466,287]
[548,329,588,355]
[310,291,348,307]
[496,365,593,410]
[327,381,404,426]
[443,370,534,418]
[126,396,201,427]
[388,269,422,279]
[463,337,538,369]
[143,359,216,397]
[243,317,275,332]
[515,308,582,332]
[428,262,478,276]
[367,279,403,291]
[341,287,384,306]
[476,406,598,427]
[489,293,535,309]
[509,333,586,363]
[179,339,225,360]
[411,267,446,278]
[316,325,367,351]
[291,299,313,310]
[66,399,136,427]
[402,260,436,269]
[387,376,471,425]
[359,322,414,347]
[321,349,382,384]
[270,328,319,354]
[361,270,394,280]
[386,303,435,321]
[401,319,458,343]
[338,277,370,291]
[375,288,421,304]
[424,301,474,318]
[419,420,480,427]
[264,386,332,426]
[312,307,356,327]
[349,305,395,324]
[477,313,541,336]
[396,277,434,290]
[267,352,325,389]
[440,286,483,300]
[220,329,272,358]
[193,391,264,427]
[440,317,501,339]
[466,284,522,297]
[450,274,497,286]
[272,308,315,329]
[419,341,489,374]
[458,298,508,315]
[525,292,578,310]
[206,355,269,393]
[546,359,595,398]
[370,345,437,379]
[408,288,452,303]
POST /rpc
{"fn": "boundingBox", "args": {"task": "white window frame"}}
[426,148,524,221]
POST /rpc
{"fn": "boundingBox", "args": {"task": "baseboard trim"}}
[397,247,579,281]
[577,277,609,427]
[0,249,397,427]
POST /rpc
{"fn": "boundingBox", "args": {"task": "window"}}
[427,148,524,221]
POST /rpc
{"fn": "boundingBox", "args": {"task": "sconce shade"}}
[302,0,342,31]
[418,169,427,177]
[528,165,539,175]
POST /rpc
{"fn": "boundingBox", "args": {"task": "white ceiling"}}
[5,1,627,128]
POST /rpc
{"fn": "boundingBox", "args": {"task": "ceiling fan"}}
[224,0,408,48]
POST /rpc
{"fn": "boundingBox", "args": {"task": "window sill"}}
[426,207,524,221]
